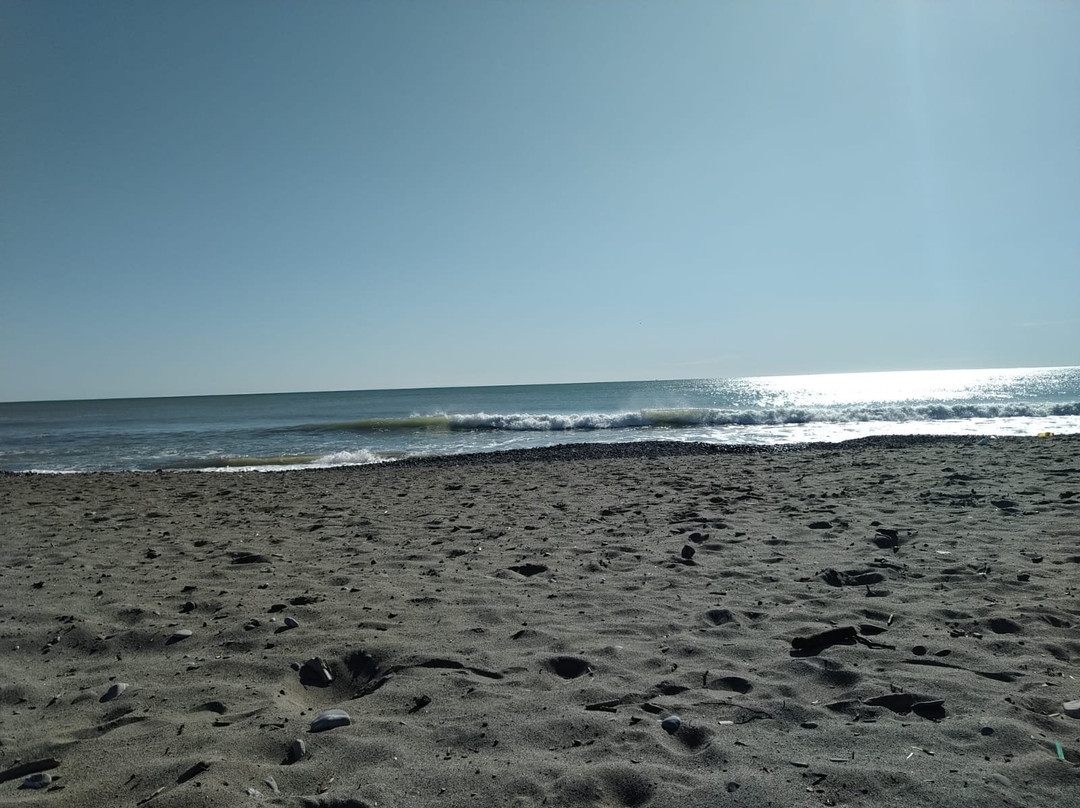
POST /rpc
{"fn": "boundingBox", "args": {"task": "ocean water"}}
[1,367,1078,473]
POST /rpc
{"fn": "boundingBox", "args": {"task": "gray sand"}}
[1,436,1078,806]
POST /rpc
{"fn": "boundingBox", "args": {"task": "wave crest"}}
[286,402,1080,434]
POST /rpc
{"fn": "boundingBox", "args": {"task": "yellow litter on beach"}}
[1037,432,1055,437]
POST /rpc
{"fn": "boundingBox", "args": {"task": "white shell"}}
[310,709,351,732]
[168,629,193,643]
[20,773,52,790]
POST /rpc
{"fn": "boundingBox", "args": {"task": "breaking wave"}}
[286,402,1080,434]
[170,448,389,471]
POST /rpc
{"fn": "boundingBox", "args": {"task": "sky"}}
[2,0,1078,402]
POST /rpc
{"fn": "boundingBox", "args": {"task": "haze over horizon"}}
[5,365,1080,406]
[3,0,1078,403]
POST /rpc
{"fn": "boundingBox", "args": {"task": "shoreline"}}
[1,434,1078,806]
[4,432,1063,477]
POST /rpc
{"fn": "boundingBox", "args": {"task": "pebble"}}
[310,709,351,732]
[680,545,695,560]
[20,773,52,790]
[286,739,306,763]
[1064,700,1080,718]
[300,657,333,685]
[661,715,681,734]
[100,682,129,703]
[284,617,299,629]
[989,772,1012,787]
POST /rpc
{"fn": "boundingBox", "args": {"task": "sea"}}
[1,367,1078,473]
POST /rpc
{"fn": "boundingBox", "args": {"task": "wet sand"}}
[1,435,1078,807]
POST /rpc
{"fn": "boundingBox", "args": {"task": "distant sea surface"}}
[2,367,1078,473]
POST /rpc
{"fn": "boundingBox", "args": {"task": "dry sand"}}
[1,435,1078,807]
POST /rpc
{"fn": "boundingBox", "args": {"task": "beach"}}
[1,435,1078,807]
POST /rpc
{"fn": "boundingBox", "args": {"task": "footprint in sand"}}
[708,675,753,694]
[704,608,737,627]
[987,617,1023,634]
[546,655,591,679]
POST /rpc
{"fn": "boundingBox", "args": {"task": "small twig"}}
[136,787,165,805]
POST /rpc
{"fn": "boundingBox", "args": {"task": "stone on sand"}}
[661,715,681,734]
[100,682,129,702]
[286,739,306,764]
[310,709,351,732]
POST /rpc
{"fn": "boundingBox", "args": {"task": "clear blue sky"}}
[2,0,1078,401]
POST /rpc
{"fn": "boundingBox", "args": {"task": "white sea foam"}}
[310,448,386,467]
[199,448,387,472]
[433,403,1080,432]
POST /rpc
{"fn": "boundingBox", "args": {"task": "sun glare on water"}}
[740,367,1057,408]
